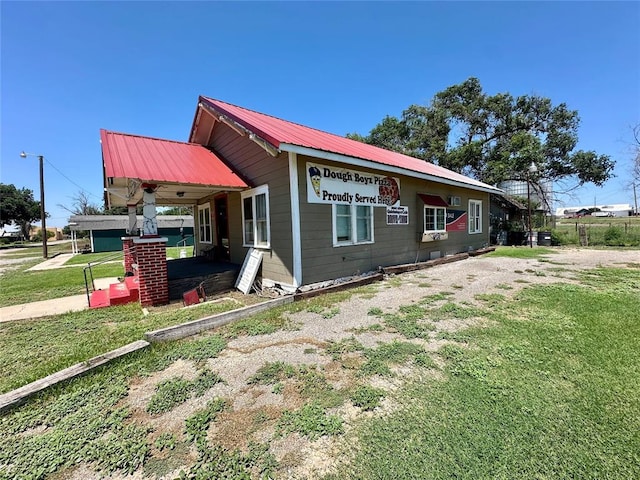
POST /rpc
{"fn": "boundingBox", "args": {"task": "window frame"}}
[468,199,483,234]
[332,204,374,247]
[241,185,271,248]
[423,204,447,234]
[198,203,212,244]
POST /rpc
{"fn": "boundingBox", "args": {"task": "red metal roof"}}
[199,96,500,192]
[101,129,248,188]
[418,194,449,208]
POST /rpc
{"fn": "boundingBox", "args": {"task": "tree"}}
[58,191,102,216]
[159,206,193,216]
[0,183,43,239]
[631,124,640,214]
[349,78,614,203]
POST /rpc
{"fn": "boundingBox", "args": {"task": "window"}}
[448,196,461,207]
[469,199,482,234]
[333,204,373,246]
[198,204,212,244]
[424,205,446,232]
[242,185,270,248]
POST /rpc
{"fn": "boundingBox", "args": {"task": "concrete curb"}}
[0,340,149,414]
[144,296,294,342]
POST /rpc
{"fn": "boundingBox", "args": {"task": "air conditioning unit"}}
[448,196,461,207]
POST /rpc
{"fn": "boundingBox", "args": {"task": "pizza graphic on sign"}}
[378,177,400,206]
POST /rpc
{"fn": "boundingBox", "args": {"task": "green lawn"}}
[0,262,125,307]
[331,267,640,479]
[486,245,557,258]
[1,263,638,479]
[0,299,244,393]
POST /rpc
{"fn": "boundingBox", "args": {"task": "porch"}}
[167,256,241,301]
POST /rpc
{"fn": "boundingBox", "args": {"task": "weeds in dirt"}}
[276,402,344,440]
[350,385,386,411]
[359,341,431,377]
[248,361,296,385]
[146,369,224,415]
[381,304,434,339]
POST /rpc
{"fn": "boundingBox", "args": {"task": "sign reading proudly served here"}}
[235,248,263,294]
[307,162,400,207]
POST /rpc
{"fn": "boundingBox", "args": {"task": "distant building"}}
[69,215,194,252]
[555,204,632,218]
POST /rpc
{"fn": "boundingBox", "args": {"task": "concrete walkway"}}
[27,253,80,271]
[0,295,89,322]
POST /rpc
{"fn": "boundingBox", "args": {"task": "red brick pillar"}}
[133,237,169,306]
[122,237,137,275]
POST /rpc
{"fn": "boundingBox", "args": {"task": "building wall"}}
[296,155,489,285]
[207,122,295,286]
[199,121,491,288]
[93,227,194,253]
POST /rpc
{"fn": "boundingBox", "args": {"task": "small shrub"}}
[603,226,625,246]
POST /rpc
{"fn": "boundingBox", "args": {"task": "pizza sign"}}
[306,162,400,207]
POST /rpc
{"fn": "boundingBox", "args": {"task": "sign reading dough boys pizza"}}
[306,162,400,207]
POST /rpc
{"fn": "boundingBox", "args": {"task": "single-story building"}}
[101,96,502,305]
[555,204,632,218]
[68,215,194,253]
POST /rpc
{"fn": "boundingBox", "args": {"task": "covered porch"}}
[167,256,241,301]
[101,129,249,306]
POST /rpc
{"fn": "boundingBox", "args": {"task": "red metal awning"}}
[101,129,247,188]
[418,194,448,207]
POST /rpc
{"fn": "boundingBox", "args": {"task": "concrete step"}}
[89,289,110,309]
[90,276,140,309]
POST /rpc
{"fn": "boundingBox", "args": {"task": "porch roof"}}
[101,129,248,189]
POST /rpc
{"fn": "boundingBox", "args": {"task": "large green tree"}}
[0,183,44,239]
[348,77,614,197]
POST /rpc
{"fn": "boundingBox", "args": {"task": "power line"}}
[44,157,102,200]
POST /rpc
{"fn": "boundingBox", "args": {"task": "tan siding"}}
[296,155,490,284]
[210,123,294,286]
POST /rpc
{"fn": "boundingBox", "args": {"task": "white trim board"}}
[280,144,502,195]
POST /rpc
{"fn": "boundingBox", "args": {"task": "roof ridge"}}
[101,129,204,147]
[200,96,359,143]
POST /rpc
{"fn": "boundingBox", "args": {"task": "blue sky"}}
[2,1,639,227]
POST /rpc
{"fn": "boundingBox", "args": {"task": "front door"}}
[214,195,230,261]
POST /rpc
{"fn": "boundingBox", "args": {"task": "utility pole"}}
[634,183,638,216]
[20,151,47,258]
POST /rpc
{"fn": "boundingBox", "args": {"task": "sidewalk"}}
[0,295,89,322]
[27,253,79,271]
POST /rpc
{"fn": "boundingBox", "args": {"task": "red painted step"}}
[124,275,140,299]
[89,276,140,309]
[109,282,135,305]
[89,289,110,309]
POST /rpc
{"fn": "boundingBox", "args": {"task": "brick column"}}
[122,237,137,275]
[133,237,169,306]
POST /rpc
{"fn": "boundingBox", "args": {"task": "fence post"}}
[578,224,588,246]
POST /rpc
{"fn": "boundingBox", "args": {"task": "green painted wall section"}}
[92,227,194,253]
